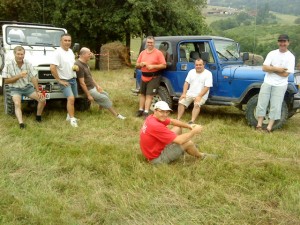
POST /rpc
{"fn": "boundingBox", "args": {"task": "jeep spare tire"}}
[245,94,288,130]
[150,86,173,111]
[4,85,15,115]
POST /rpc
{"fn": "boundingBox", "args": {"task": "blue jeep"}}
[133,36,300,130]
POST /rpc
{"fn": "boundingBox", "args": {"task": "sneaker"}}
[143,112,149,119]
[66,114,70,121]
[66,114,80,122]
[188,121,194,125]
[136,110,144,117]
[201,153,218,160]
[70,118,78,127]
[19,123,26,129]
[36,115,42,122]
[117,114,126,120]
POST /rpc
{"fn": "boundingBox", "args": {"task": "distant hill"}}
[209,0,300,16]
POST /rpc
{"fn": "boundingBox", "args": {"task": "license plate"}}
[22,93,50,100]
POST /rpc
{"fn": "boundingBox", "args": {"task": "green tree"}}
[51,0,208,69]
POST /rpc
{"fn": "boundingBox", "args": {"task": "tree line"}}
[0,0,208,69]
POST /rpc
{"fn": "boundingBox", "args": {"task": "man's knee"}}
[67,96,75,104]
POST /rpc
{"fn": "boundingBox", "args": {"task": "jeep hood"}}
[222,65,265,81]
[222,65,294,82]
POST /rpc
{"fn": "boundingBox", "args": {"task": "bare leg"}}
[267,119,275,131]
[177,103,186,120]
[181,140,203,158]
[12,95,23,124]
[145,95,154,111]
[257,116,264,127]
[139,94,146,110]
[191,104,201,123]
[67,96,75,117]
[107,107,118,116]
[28,92,45,116]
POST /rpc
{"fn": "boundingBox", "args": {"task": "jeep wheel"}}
[245,94,288,130]
[288,109,297,118]
[150,86,173,111]
[4,85,15,115]
[75,98,91,111]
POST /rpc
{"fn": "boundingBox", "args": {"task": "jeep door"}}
[176,41,218,96]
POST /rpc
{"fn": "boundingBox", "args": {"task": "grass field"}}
[1,69,300,224]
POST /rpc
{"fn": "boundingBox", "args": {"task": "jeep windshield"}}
[214,40,240,61]
[6,26,65,47]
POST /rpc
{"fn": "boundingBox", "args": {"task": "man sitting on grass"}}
[140,101,217,164]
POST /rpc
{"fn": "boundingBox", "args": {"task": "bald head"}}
[79,47,92,63]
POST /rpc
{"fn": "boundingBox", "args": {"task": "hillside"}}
[209,0,300,15]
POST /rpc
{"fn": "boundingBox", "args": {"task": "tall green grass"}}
[0,69,299,224]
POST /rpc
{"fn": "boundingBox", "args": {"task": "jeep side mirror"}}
[242,52,249,61]
[73,43,80,53]
[200,52,209,62]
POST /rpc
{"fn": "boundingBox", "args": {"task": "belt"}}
[142,71,160,77]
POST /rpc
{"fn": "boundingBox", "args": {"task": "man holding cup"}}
[2,46,45,129]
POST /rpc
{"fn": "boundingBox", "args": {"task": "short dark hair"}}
[13,46,25,54]
[60,33,71,39]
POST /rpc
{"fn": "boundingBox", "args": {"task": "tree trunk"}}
[125,31,131,65]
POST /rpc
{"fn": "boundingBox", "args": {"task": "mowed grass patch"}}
[0,68,300,224]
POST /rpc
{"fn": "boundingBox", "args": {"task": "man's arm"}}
[31,77,44,99]
[170,118,192,130]
[180,82,189,100]
[78,77,94,101]
[194,86,210,104]
[262,65,289,77]
[173,124,203,145]
[4,71,28,84]
[146,63,166,70]
[50,64,69,86]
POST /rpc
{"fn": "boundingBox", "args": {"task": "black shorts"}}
[140,76,161,95]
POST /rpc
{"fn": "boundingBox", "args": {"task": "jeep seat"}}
[189,51,200,62]
[179,48,188,62]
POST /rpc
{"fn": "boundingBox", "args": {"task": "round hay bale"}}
[244,53,264,66]
[100,41,131,70]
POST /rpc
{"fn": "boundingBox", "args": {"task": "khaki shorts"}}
[150,143,184,165]
[179,96,206,108]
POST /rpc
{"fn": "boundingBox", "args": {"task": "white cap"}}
[154,101,172,111]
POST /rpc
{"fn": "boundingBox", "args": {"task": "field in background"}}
[0,69,299,224]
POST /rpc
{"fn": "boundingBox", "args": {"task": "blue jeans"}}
[60,78,78,98]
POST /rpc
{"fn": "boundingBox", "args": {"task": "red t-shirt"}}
[137,48,166,82]
[140,115,177,160]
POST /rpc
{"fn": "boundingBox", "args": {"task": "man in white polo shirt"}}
[177,58,213,124]
[256,34,295,132]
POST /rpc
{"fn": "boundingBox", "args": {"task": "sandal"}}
[255,126,263,131]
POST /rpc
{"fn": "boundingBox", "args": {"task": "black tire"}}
[4,85,15,115]
[75,98,91,111]
[0,52,4,95]
[245,94,288,130]
[150,86,173,111]
[288,109,297,118]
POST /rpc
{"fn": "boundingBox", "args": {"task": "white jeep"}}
[0,21,90,115]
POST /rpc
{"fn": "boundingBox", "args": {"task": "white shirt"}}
[185,68,213,100]
[51,47,76,80]
[263,49,295,86]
